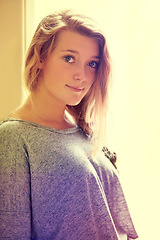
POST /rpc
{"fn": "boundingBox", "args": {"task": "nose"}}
[73,65,86,81]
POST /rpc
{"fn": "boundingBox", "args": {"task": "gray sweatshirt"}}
[0,118,138,240]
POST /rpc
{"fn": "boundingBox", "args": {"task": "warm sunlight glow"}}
[25,1,160,239]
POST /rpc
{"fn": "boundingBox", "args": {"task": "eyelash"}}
[64,55,99,69]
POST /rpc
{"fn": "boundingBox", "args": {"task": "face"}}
[38,30,100,107]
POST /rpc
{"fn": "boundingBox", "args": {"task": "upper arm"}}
[0,126,31,239]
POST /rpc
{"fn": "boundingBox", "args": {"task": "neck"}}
[12,90,75,130]
[30,91,66,124]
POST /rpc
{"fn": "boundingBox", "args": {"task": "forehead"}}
[54,30,100,56]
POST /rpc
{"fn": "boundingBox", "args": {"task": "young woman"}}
[0,10,138,240]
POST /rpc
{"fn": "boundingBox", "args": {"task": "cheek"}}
[43,64,61,82]
[86,71,97,85]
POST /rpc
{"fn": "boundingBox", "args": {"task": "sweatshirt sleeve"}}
[0,123,31,239]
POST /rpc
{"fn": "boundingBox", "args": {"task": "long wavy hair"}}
[24,10,111,154]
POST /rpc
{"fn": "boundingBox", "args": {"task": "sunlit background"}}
[1,0,160,239]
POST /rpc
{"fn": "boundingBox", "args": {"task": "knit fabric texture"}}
[0,119,138,240]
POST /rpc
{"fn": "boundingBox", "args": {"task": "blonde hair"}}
[24,10,111,154]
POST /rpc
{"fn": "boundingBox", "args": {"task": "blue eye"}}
[64,55,75,63]
[88,61,98,69]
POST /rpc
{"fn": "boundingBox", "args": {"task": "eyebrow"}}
[62,49,100,59]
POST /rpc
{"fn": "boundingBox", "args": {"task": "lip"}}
[66,85,84,92]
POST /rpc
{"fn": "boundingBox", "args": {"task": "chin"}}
[67,102,81,107]
[67,98,82,106]
[66,99,83,107]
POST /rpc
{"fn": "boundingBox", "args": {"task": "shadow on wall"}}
[0,0,23,120]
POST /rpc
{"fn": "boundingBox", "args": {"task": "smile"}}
[66,85,84,92]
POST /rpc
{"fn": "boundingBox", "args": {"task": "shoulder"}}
[0,120,30,176]
[0,119,27,149]
[0,118,22,135]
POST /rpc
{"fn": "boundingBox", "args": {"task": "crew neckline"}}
[3,117,80,134]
